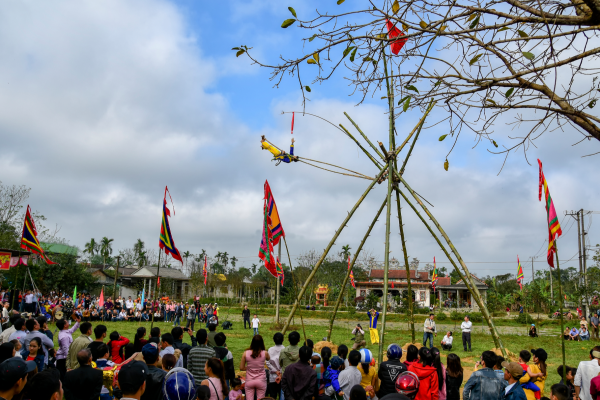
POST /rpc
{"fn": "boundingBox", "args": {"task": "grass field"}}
[57,317,595,396]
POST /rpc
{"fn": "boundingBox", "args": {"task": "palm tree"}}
[84,238,99,262]
[231,256,238,269]
[342,244,352,260]
[183,251,192,274]
[100,237,114,269]
[137,250,148,267]
[133,239,145,255]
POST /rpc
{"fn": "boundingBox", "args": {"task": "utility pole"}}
[531,257,535,283]
[581,209,589,318]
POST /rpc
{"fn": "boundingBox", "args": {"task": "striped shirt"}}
[188,344,216,383]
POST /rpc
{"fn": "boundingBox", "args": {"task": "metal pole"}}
[151,250,162,329]
[113,256,121,300]
[276,241,281,325]
[581,209,589,318]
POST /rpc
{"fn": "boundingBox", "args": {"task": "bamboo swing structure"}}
[266,46,508,361]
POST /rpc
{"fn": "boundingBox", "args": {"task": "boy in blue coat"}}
[324,356,345,398]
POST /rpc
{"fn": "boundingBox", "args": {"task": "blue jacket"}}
[22,351,45,372]
[324,366,341,393]
[463,367,507,400]
[504,382,527,400]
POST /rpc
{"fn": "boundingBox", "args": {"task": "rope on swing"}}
[298,159,374,181]
[297,157,373,180]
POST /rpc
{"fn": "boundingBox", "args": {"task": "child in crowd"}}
[252,314,261,336]
[10,339,22,357]
[95,344,115,400]
[325,356,344,398]
[518,350,541,399]
[494,356,506,380]
[162,354,177,372]
[229,377,244,400]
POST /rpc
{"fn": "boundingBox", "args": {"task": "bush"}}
[492,311,507,317]
[468,312,483,323]
[515,313,535,324]
[450,311,462,321]
[435,312,447,321]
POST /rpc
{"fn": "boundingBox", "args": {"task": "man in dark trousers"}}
[63,349,103,400]
[140,343,166,400]
[281,346,316,400]
[242,305,251,329]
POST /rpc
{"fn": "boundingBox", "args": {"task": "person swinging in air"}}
[261,136,298,165]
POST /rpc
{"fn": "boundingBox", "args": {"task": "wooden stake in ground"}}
[300,316,308,346]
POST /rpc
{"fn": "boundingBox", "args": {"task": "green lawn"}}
[59,318,594,395]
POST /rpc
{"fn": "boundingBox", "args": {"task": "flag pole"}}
[555,244,567,380]
[276,241,281,326]
[151,250,162,330]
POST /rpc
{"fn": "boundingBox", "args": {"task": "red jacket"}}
[408,363,439,400]
[109,337,130,364]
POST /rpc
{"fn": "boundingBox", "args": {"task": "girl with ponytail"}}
[202,357,229,400]
[133,327,148,352]
[407,347,440,400]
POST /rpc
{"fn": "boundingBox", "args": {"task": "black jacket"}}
[281,361,316,400]
[141,365,166,400]
[242,309,251,319]
[445,372,464,400]
[63,364,103,400]
[377,360,407,398]
[173,336,197,368]
[214,346,235,382]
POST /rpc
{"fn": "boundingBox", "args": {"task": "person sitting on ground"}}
[377,344,407,398]
[569,327,581,341]
[282,346,316,400]
[63,349,103,400]
[352,324,366,351]
[441,332,453,350]
[581,326,591,341]
[563,326,571,341]
[501,361,527,400]
[463,350,506,400]
[529,324,538,338]
[117,361,147,400]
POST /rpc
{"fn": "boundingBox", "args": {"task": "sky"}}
[0,0,599,280]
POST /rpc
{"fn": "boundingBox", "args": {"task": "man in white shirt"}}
[24,291,34,313]
[461,315,473,351]
[338,350,362,400]
[119,310,129,321]
[126,297,134,311]
[441,331,453,350]
[159,333,183,368]
[575,347,600,400]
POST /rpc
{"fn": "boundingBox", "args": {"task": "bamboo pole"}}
[394,101,436,156]
[327,197,388,341]
[343,113,386,161]
[397,175,506,356]
[151,250,162,329]
[395,189,415,343]
[339,124,383,170]
[281,165,390,335]
[555,245,567,380]
[378,48,395,363]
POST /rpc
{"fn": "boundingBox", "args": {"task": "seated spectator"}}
[441,332,453,350]
[529,324,538,338]
[581,326,591,341]
[569,327,580,341]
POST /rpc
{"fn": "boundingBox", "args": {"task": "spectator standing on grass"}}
[87,325,107,361]
[107,331,129,365]
[280,331,301,375]
[591,313,600,340]
[172,326,197,368]
[252,314,261,336]
[207,324,218,347]
[117,361,147,400]
[408,347,439,400]
[66,322,93,371]
[523,348,548,400]
[501,361,527,400]
[93,344,114,400]
[281,346,316,400]
[26,368,63,400]
[188,329,216,384]
[63,349,103,400]
[0,314,21,345]
[461,316,472,352]
[557,365,575,399]
[140,343,166,400]
[463,350,506,400]
[22,337,44,373]
[575,346,600,400]
[240,334,270,400]
[377,344,406,398]
[267,332,285,399]
[23,319,54,366]
[213,333,235,388]
[338,350,363,400]
[445,354,464,400]
[56,318,80,378]
[201,357,229,400]
[186,305,196,331]
[133,327,148,352]
[423,314,437,349]
[159,333,182,368]
[0,358,37,400]
[242,305,251,329]
[8,319,27,351]
[431,347,446,400]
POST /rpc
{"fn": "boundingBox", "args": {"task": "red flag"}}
[291,112,295,134]
[391,282,395,289]
[385,20,407,55]
[98,287,104,308]
[203,255,208,285]
[157,277,161,287]
[538,160,563,268]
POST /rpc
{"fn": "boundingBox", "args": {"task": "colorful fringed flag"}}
[159,186,183,265]
[203,255,208,285]
[276,257,285,285]
[264,181,285,246]
[98,287,104,308]
[258,197,278,278]
[516,256,524,290]
[348,256,356,289]
[538,159,563,268]
[432,257,438,292]
[20,206,57,265]
[385,19,408,55]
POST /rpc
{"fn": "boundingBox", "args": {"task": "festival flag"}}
[348,256,356,289]
[264,181,285,246]
[259,187,278,278]
[385,19,408,55]
[73,286,77,302]
[157,277,161,287]
[140,287,145,306]
[99,287,104,308]
[203,255,208,285]
[159,186,183,264]
[20,206,57,264]
[291,112,295,135]
[0,252,10,270]
[432,257,438,292]
[538,159,563,268]
[516,256,524,290]
[276,257,285,285]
